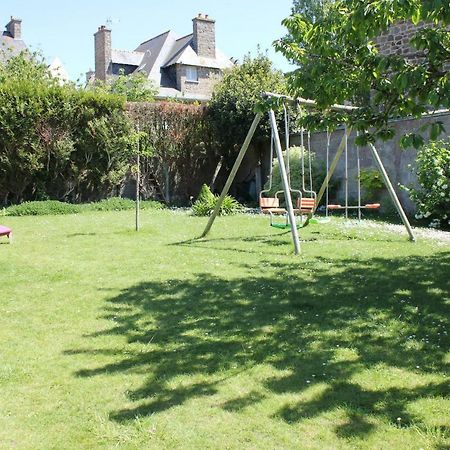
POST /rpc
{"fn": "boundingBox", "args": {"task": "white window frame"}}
[185,66,198,82]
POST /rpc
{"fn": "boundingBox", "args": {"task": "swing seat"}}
[260,197,287,215]
[327,203,381,210]
[260,197,280,209]
[262,208,287,215]
[297,197,316,213]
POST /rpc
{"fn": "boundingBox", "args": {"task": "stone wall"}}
[287,112,450,214]
[375,20,450,63]
[176,64,221,97]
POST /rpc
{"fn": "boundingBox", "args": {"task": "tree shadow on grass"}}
[172,221,410,252]
[66,251,450,443]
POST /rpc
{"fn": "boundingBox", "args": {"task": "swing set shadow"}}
[170,221,408,256]
[170,231,293,255]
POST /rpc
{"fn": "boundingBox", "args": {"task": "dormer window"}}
[186,66,198,82]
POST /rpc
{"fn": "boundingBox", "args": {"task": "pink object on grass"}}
[0,225,12,242]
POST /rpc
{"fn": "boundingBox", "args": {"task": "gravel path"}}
[341,219,450,245]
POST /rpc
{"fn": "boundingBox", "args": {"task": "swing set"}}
[201,92,416,255]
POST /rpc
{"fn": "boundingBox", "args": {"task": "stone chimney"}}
[192,13,215,59]
[6,17,22,39]
[94,25,112,81]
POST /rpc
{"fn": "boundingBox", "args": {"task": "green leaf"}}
[430,121,445,140]
[411,9,421,25]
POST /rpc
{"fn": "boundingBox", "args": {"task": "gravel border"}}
[340,219,450,244]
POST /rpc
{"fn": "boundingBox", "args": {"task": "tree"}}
[126,102,214,204]
[208,52,287,161]
[90,69,157,102]
[292,0,335,23]
[0,49,53,84]
[275,0,450,147]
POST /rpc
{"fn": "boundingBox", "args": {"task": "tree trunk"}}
[255,160,262,199]
[163,163,170,204]
[135,150,140,232]
[209,156,224,192]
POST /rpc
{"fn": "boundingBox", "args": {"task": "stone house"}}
[375,20,429,62]
[0,17,27,62]
[91,14,234,102]
[1,16,69,83]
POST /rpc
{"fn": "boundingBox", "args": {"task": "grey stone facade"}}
[192,15,215,58]
[94,26,112,81]
[5,17,21,39]
[375,20,449,63]
[175,64,221,96]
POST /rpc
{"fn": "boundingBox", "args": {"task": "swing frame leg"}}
[368,143,416,242]
[315,128,415,242]
[201,113,262,238]
[269,109,301,255]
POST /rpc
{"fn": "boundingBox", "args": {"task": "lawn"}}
[0,209,449,449]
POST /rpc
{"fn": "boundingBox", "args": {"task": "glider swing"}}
[259,103,317,229]
[200,92,416,255]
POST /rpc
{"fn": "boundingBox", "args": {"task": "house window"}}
[186,66,198,82]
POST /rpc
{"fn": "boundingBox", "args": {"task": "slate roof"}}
[0,32,27,62]
[112,28,233,83]
[134,30,178,86]
[111,49,144,67]
[163,44,233,70]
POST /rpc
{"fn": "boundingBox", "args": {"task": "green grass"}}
[0,210,449,449]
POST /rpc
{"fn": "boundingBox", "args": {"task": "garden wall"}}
[288,111,450,214]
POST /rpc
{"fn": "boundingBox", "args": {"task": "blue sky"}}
[2,0,295,81]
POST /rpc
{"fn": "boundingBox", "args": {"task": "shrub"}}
[0,52,134,205]
[141,200,165,210]
[359,169,384,202]
[192,184,241,216]
[83,198,165,212]
[84,197,136,212]
[127,102,215,205]
[5,200,79,216]
[219,195,242,216]
[405,140,450,229]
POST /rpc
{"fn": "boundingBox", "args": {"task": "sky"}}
[2,0,296,81]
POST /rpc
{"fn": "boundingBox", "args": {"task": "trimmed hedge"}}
[5,200,79,216]
[83,198,164,212]
[4,198,165,216]
[0,53,134,205]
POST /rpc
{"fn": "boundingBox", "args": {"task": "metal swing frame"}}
[201,92,416,255]
[259,103,309,229]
